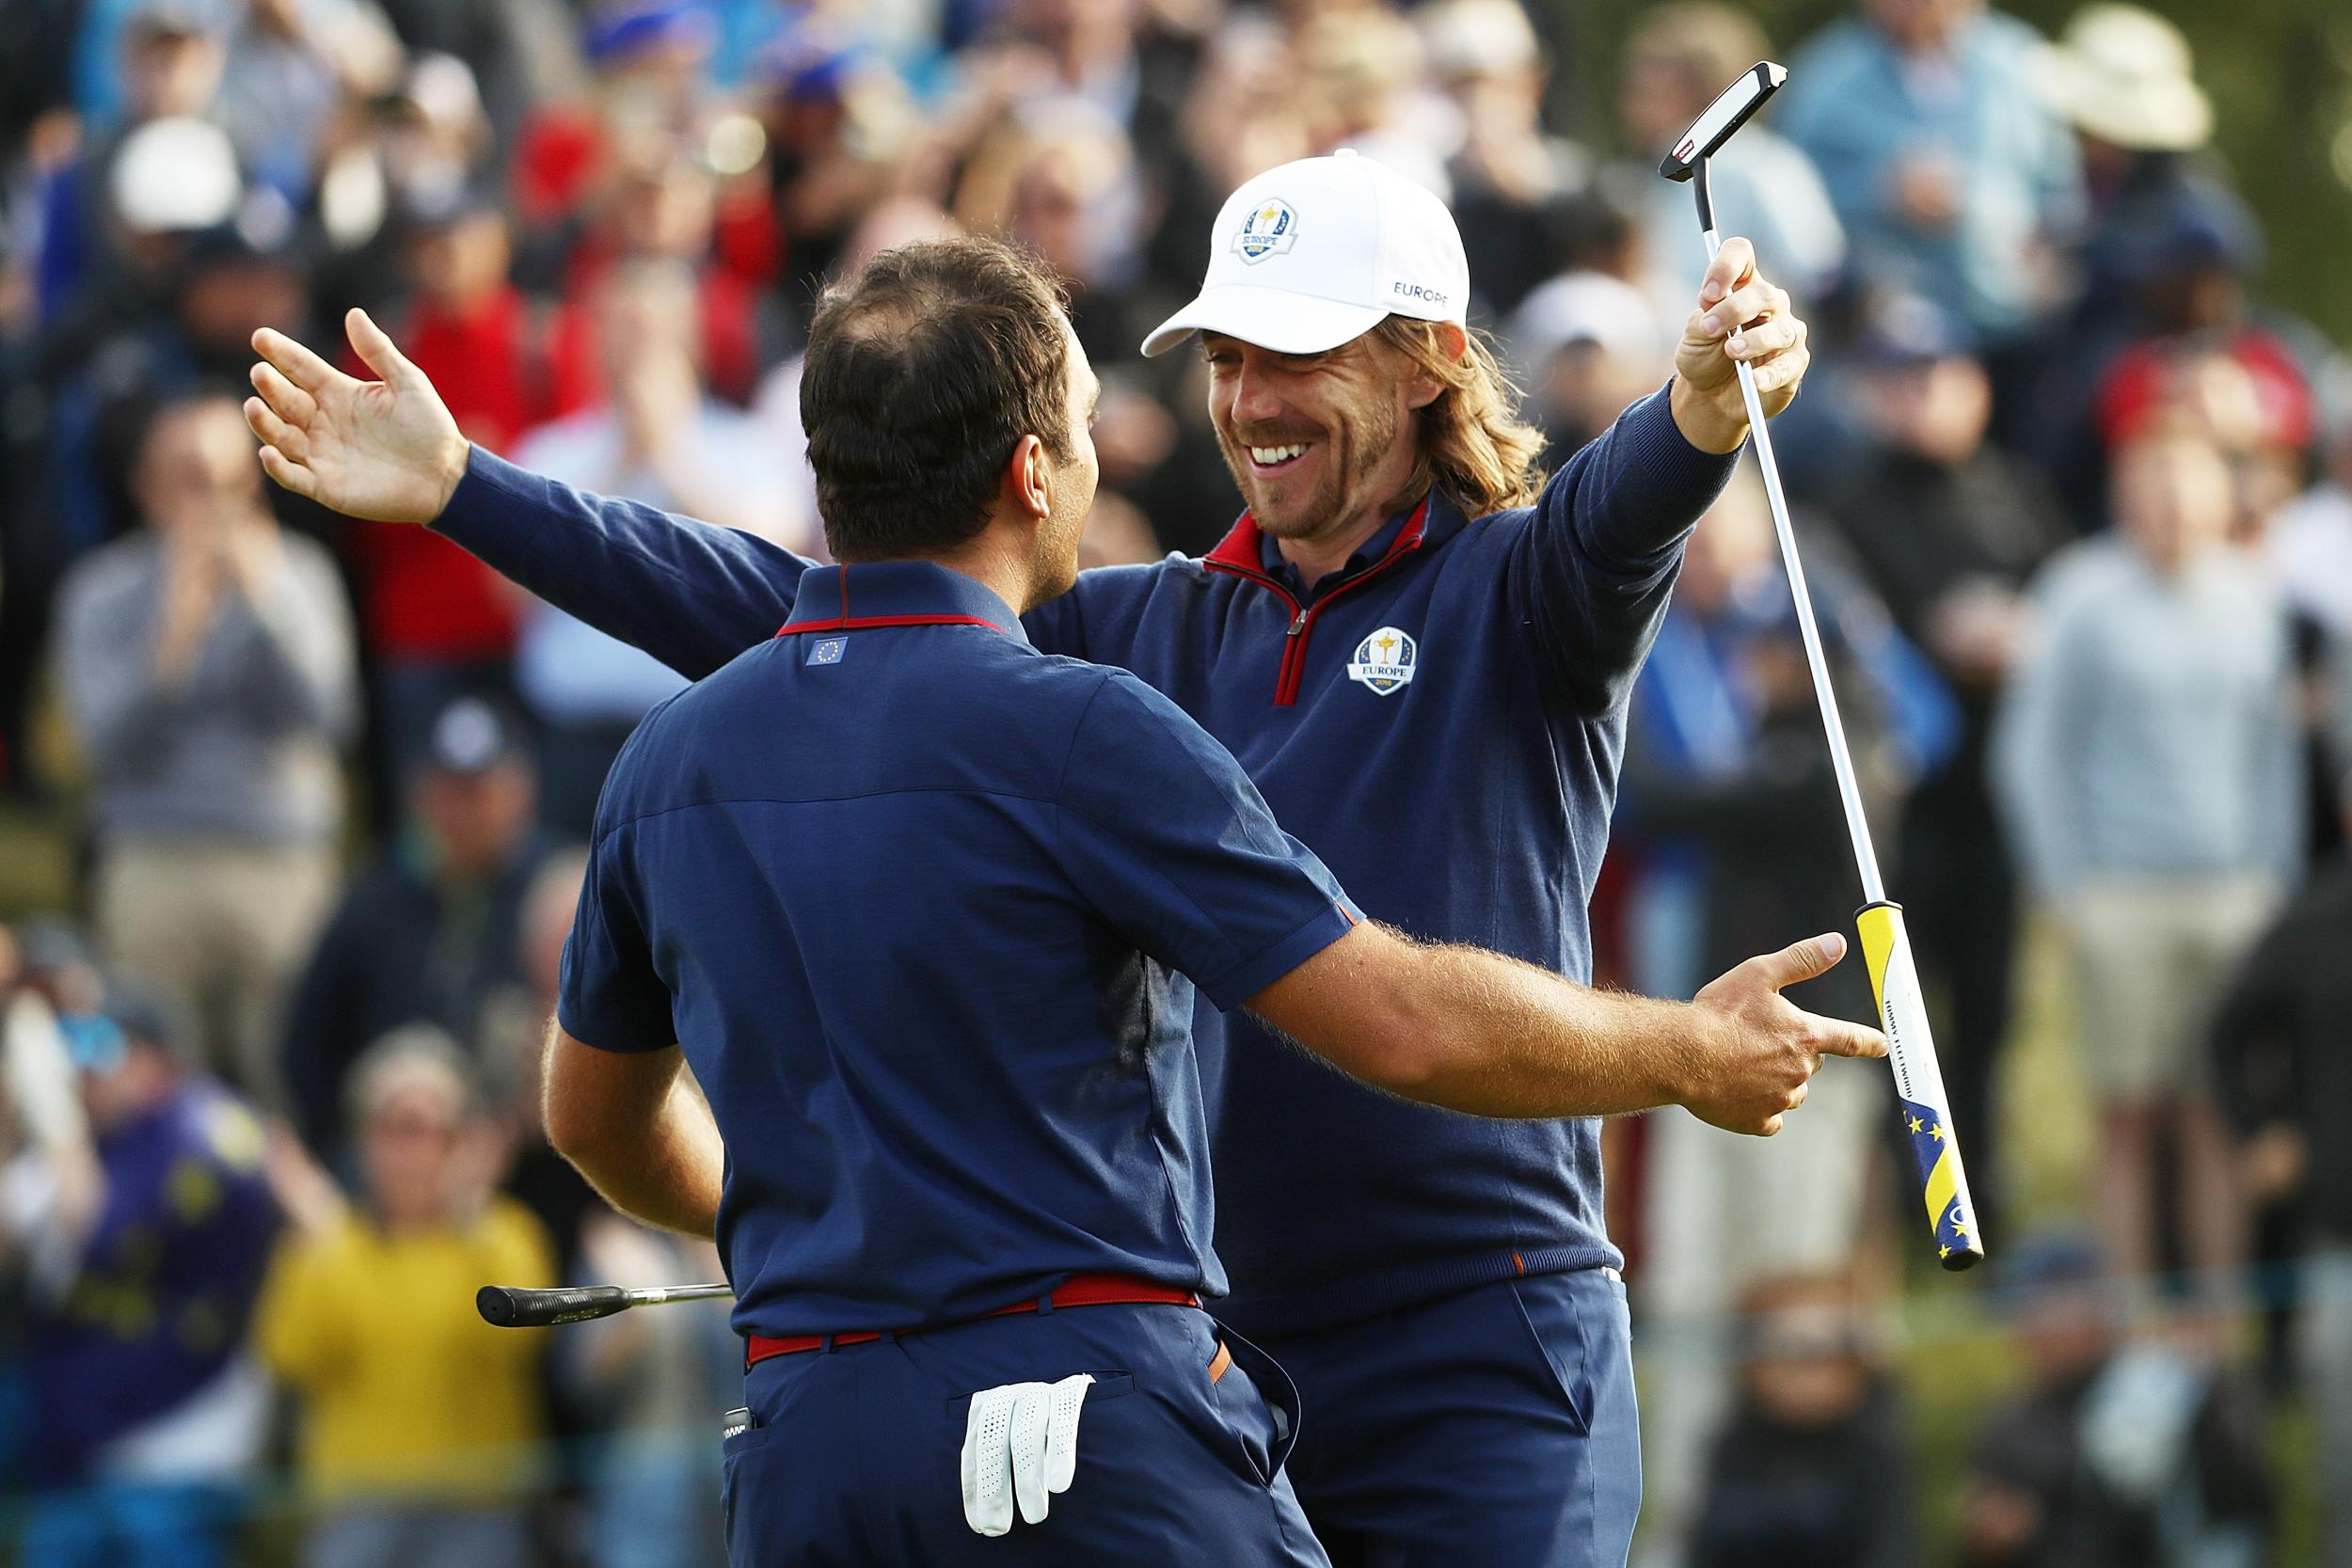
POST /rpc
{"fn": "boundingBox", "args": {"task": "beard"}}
[1026,479,1092,609]
[1215,397,1400,541]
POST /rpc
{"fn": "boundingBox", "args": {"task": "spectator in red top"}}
[339,188,556,798]
[2027,175,2318,531]
[509,1,778,376]
[545,133,773,410]
[2097,335,2313,546]
[510,2,719,236]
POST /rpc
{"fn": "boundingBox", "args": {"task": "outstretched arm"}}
[1512,237,1808,713]
[1056,671,1882,1135]
[246,309,805,681]
[1249,924,1884,1133]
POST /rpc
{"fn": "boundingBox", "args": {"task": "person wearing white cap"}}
[243,148,1827,1567]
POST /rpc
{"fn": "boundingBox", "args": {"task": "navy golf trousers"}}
[1268,1269,1642,1568]
[722,1302,1330,1566]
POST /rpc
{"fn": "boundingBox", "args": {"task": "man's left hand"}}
[1669,236,1809,455]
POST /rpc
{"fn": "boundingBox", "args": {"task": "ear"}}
[1003,433,1053,521]
[1403,324,1467,413]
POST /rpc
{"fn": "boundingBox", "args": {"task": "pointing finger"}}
[1740,931,1848,991]
[251,326,341,394]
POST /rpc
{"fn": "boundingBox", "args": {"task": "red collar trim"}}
[774,613,1002,638]
[1201,497,1432,575]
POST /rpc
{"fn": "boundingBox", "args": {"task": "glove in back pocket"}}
[943,1370,1134,1418]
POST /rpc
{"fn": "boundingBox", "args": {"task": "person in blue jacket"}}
[246,153,1830,1566]
[522,236,1876,1566]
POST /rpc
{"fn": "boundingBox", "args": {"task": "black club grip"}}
[476,1283,633,1327]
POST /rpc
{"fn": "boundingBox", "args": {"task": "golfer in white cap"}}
[244,150,1823,1567]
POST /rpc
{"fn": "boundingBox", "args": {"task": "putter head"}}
[1659,62,1788,181]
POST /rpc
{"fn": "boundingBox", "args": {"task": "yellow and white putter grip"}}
[1855,901,1983,1270]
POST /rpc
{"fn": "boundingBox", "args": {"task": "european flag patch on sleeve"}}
[808,637,847,666]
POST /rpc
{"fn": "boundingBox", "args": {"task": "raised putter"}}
[1662,61,1985,1272]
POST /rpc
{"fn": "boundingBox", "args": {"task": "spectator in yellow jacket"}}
[255,1026,555,1568]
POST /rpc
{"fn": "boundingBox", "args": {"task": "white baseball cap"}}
[1141,150,1469,358]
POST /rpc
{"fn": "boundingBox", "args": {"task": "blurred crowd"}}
[0,0,2347,1563]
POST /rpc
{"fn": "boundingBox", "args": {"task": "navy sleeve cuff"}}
[555,995,675,1054]
[1196,898,1362,1014]
[430,444,541,555]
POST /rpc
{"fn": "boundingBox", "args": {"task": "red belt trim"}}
[744,1274,1200,1368]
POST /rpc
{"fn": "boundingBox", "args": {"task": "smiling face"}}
[1202,329,1436,545]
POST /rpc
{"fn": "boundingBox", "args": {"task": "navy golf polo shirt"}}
[559,560,1360,1338]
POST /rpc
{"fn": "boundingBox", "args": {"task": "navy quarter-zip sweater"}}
[434,386,1736,1336]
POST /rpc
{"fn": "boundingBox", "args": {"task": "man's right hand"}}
[244,309,470,525]
[1248,920,1885,1127]
[1682,933,1887,1136]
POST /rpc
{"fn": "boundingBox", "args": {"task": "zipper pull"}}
[1287,610,1308,636]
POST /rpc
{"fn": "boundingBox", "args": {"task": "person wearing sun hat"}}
[2038,3,2211,156]
[2037,3,2245,309]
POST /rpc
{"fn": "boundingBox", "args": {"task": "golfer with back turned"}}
[249,156,1833,1564]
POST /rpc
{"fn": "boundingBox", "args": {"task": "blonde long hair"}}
[1374,317,1549,517]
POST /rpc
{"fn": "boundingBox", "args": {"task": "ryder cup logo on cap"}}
[1346,626,1419,696]
[1143,150,1470,357]
[1235,199,1298,262]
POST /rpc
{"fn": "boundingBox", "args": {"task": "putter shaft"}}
[1699,223,1885,906]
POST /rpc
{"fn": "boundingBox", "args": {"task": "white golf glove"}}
[959,1372,1094,1536]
